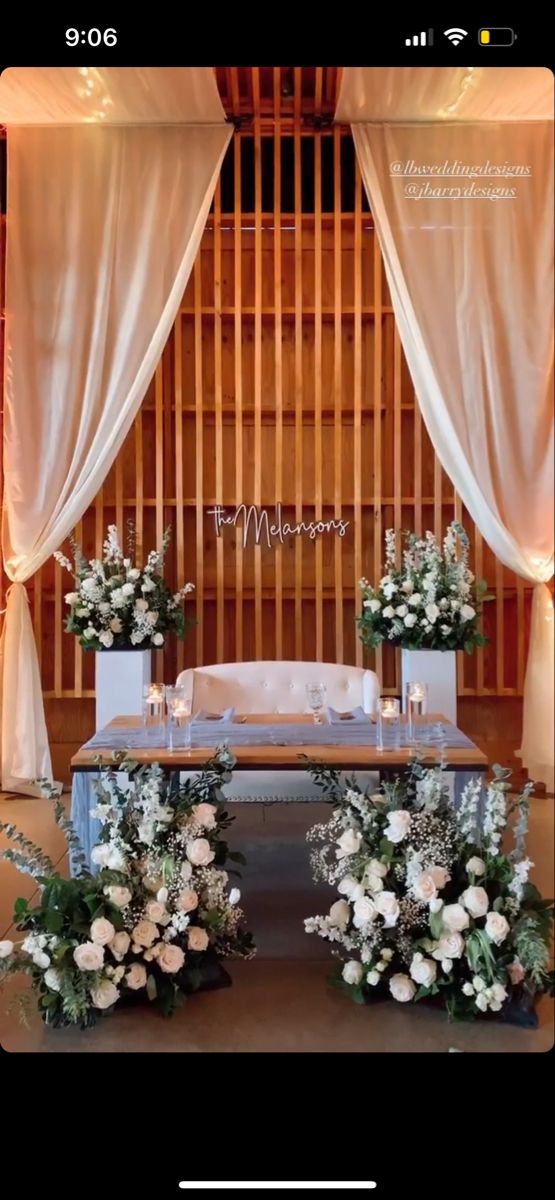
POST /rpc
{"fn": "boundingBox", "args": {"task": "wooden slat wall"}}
[0,102,534,702]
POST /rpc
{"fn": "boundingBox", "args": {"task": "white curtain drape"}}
[0,68,231,793]
[337,69,554,789]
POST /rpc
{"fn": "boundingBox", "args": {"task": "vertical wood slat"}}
[353,161,363,667]
[253,68,263,660]
[174,312,185,677]
[333,127,343,663]
[194,256,204,666]
[294,68,303,659]
[273,68,283,660]
[453,493,463,694]
[516,573,525,693]
[234,132,244,662]
[54,556,62,697]
[214,178,224,663]
[373,224,383,687]
[154,361,164,683]
[434,455,442,543]
[475,529,485,694]
[314,131,324,662]
[393,328,402,537]
[413,388,422,536]
[135,410,144,564]
[496,557,504,693]
[73,518,83,697]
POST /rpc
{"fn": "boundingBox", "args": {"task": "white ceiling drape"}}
[337,67,554,789]
[0,67,231,793]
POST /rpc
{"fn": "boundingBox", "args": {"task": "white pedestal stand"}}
[401,649,457,725]
[95,649,151,732]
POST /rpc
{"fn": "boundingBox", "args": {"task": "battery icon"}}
[479,27,516,45]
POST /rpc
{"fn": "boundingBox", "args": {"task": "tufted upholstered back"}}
[175,661,379,715]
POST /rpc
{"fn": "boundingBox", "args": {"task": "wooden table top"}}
[71,713,488,773]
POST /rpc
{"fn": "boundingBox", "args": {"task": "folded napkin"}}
[192,707,235,722]
[327,705,370,724]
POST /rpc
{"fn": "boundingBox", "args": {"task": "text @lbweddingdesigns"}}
[206,504,350,549]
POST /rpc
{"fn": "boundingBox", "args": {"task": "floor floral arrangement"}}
[358,521,489,652]
[0,748,255,1028]
[304,759,553,1022]
[54,521,194,651]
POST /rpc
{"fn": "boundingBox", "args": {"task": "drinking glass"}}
[405,681,428,743]
[305,682,327,725]
[165,685,191,751]
[143,682,166,731]
[377,696,401,752]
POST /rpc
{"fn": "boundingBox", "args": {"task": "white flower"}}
[142,577,156,593]
[410,953,437,987]
[475,991,488,1012]
[413,872,437,903]
[460,604,476,622]
[329,899,351,929]
[187,927,209,953]
[472,976,486,992]
[507,958,525,985]
[485,911,510,945]
[135,598,149,612]
[462,886,489,918]
[462,981,475,996]
[407,592,422,607]
[103,885,132,908]
[121,582,135,597]
[430,866,450,889]
[64,592,79,606]
[83,626,97,641]
[90,979,120,1010]
[381,947,394,962]
[342,960,364,986]
[338,875,361,899]
[366,598,382,612]
[389,973,416,1003]
[91,842,126,870]
[0,940,14,958]
[401,579,414,594]
[429,898,444,914]
[466,856,486,877]
[44,967,62,992]
[364,858,388,893]
[125,963,147,990]
[490,981,507,1004]
[73,942,105,971]
[180,861,193,883]
[229,888,241,905]
[367,969,381,986]
[395,604,408,618]
[109,617,123,633]
[441,959,453,974]
[382,605,395,619]
[145,900,166,924]
[425,603,440,625]
[404,613,418,628]
[192,802,218,830]
[384,810,411,844]
[186,837,215,866]
[33,951,51,969]
[336,828,362,859]
[128,568,141,580]
[352,896,377,928]
[98,630,114,649]
[177,888,199,913]
[374,891,400,927]
[90,918,116,946]
[442,904,470,933]
[109,931,131,962]
[433,932,464,961]
[152,633,164,647]
[157,887,169,903]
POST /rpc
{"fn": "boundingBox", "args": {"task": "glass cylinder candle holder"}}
[405,681,428,742]
[377,697,401,752]
[166,686,191,751]
[143,682,166,731]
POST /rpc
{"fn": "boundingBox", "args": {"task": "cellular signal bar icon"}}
[405,29,434,45]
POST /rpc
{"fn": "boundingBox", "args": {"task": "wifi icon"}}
[444,27,468,44]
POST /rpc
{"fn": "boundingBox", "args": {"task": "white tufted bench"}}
[175,661,380,804]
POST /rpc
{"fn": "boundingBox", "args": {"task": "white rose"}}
[128,568,141,580]
[91,842,126,870]
[131,919,158,948]
[429,898,444,914]
[338,875,360,899]
[336,829,362,859]
[367,969,381,986]
[90,917,116,946]
[329,899,351,929]
[374,891,400,927]
[460,604,476,622]
[229,888,241,905]
[367,598,381,612]
[395,604,408,618]
[135,598,149,612]
[381,947,394,962]
[389,973,416,1003]
[186,838,215,866]
[490,981,507,1004]
[64,592,79,606]
[99,630,114,649]
[121,583,135,596]
[466,856,486,877]
[413,872,437,903]
[442,904,470,933]
[109,931,131,962]
[33,951,51,969]
[155,943,185,974]
[44,967,62,992]
[342,960,364,986]
[192,802,218,830]
[83,626,97,640]
[475,991,488,1012]
[425,603,440,625]
[125,963,147,990]
[382,605,395,619]
[485,912,510,945]
[104,885,132,908]
[404,613,418,628]
[407,592,422,607]
[410,953,437,987]
[142,577,156,593]
[384,810,411,844]
[152,633,164,647]
[90,979,120,1010]
[462,886,489,919]
[401,579,414,594]
[462,981,475,996]
[352,896,377,928]
[187,927,209,953]
[109,617,123,633]
[73,941,105,971]
[430,866,450,889]
[0,940,14,959]
[145,900,166,924]
[433,932,465,961]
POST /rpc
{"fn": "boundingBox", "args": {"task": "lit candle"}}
[409,684,425,702]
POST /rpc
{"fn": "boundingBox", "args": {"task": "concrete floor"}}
[1,794,553,1053]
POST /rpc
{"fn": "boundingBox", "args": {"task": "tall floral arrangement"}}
[358,522,488,652]
[304,760,553,1022]
[54,522,194,651]
[0,749,255,1027]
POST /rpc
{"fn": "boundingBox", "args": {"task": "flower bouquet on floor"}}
[358,522,489,652]
[54,521,194,651]
[304,759,553,1023]
[0,748,255,1029]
